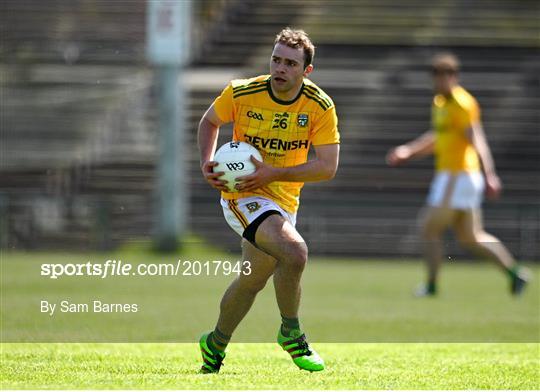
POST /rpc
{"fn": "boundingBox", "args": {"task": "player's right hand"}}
[386,146,411,166]
[201,161,229,192]
[485,173,502,200]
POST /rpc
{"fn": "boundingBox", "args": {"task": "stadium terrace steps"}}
[299,0,539,47]
[190,193,539,258]
[1,0,236,65]
[1,0,147,64]
[1,0,539,257]
[1,61,158,249]
[2,0,538,66]
[2,64,155,170]
[185,43,539,258]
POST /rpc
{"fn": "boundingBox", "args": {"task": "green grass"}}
[2,343,538,389]
[1,249,538,342]
[1,247,539,388]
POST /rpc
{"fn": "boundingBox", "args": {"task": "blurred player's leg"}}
[254,214,324,372]
[418,206,457,296]
[453,209,530,295]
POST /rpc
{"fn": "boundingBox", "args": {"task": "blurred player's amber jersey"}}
[213,75,340,213]
[432,86,481,173]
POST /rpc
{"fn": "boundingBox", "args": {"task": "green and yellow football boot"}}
[277,328,324,372]
[199,332,226,374]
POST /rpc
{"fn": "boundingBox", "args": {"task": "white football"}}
[213,141,263,192]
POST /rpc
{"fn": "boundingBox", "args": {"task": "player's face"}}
[270,43,312,99]
[432,69,458,96]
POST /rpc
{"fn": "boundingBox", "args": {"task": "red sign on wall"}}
[146,0,190,65]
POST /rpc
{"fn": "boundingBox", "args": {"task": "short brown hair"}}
[274,27,315,68]
[431,52,460,74]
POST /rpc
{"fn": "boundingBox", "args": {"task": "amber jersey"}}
[432,86,481,173]
[212,75,340,213]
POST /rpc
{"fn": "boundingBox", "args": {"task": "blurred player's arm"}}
[386,130,435,166]
[235,144,339,192]
[468,122,501,198]
[198,104,229,191]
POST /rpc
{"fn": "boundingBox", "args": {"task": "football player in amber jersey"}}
[197,28,340,373]
[387,53,529,297]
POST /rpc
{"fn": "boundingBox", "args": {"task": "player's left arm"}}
[468,121,502,199]
[235,144,339,192]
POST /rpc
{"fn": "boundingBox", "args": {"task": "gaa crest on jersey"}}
[246,202,261,213]
[297,113,309,127]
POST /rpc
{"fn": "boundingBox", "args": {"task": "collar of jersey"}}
[267,77,304,105]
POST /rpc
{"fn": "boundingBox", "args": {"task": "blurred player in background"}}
[197,28,340,373]
[387,52,529,297]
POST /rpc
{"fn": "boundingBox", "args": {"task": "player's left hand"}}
[485,173,502,200]
[235,156,278,192]
[386,145,411,166]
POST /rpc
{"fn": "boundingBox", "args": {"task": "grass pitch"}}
[2,342,538,389]
[1,246,539,389]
